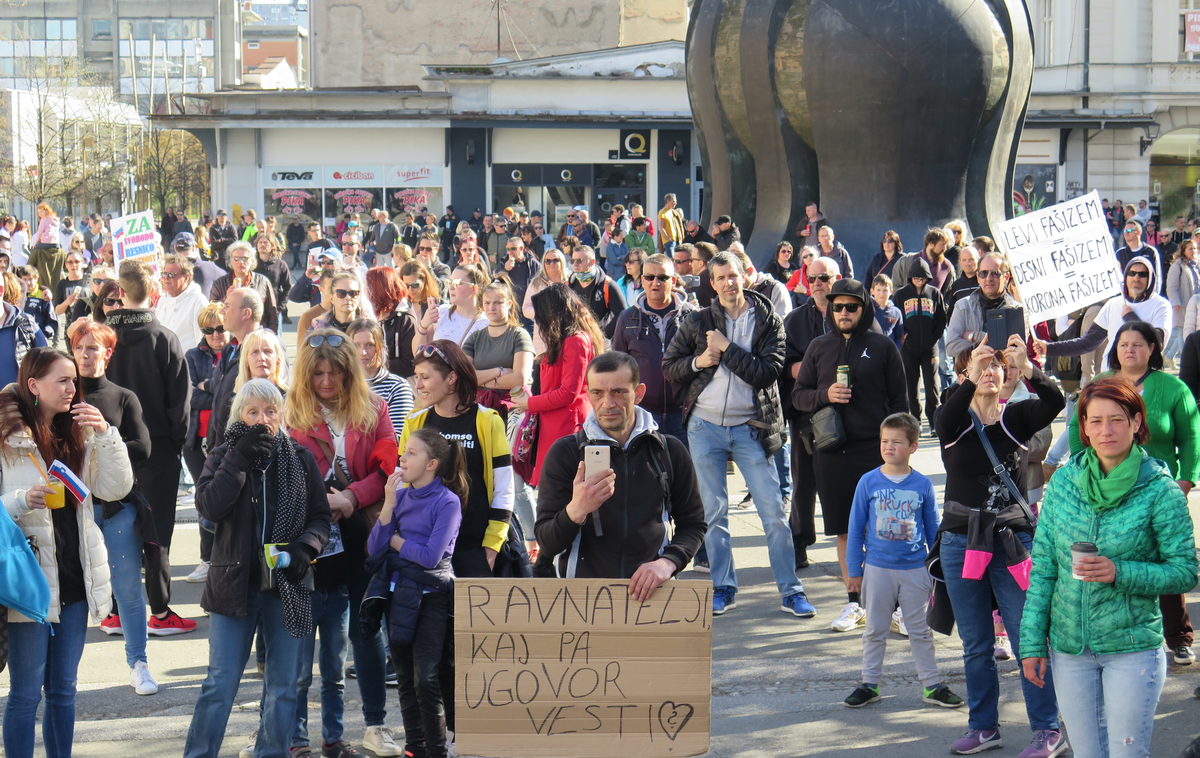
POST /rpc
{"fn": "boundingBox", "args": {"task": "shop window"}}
[325,188,383,218]
[594,164,646,189]
[388,187,442,218]
[264,188,321,225]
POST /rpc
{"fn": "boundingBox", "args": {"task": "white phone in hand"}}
[584,445,611,480]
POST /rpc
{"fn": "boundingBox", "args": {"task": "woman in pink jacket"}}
[511,283,605,486]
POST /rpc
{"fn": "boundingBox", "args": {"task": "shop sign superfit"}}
[324,165,383,187]
[263,166,320,187]
[386,164,443,186]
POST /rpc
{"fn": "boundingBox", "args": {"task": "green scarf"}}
[1081,445,1142,511]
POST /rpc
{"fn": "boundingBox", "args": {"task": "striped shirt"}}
[369,368,415,438]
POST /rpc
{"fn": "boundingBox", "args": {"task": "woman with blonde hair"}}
[285,329,401,758]
[521,248,568,355]
[235,328,290,393]
[414,262,487,350]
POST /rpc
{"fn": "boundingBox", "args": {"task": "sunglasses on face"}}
[571,259,589,267]
[418,343,449,362]
[673,257,690,264]
[808,274,832,284]
[307,334,345,348]
[506,247,522,253]
[334,288,361,299]
[1124,228,1139,233]
[642,274,671,283]
[626,258,641,265]
[545,258,563,266]
[405,281,423,290]
[104,297,124,307]
[830,302,861,313]
[91,277,108,285]
[977,269,1003,279]
[418,245,436,253]
[162,271,186,280]
[231,256,251,263]
[534,226,543,231]
[1127,270,1150,279]
[201,325,226,336]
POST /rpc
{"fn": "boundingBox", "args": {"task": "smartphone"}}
[584,445,611,480]
[985,308,1025,348]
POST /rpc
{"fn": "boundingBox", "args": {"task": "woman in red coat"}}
[511,284,605,486]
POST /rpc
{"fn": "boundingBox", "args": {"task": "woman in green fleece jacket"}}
[1024,376,1198,758]
[1067,320,1200,666]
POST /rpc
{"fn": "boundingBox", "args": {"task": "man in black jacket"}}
[106,259,195,635]
[209,209,238,262]
[662,251,814,618]
[893,257,947,430]
[792,278,907,632]
[285,216,307,269]
[536,352,706,597]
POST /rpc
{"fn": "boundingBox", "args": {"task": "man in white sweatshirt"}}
[155,254,208,351]
[1034,255,1172,372]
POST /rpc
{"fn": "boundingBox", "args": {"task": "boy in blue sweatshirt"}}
[843,412,963,709]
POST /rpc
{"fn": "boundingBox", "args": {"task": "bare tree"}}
[137,127,208,219]
[0,44,140,215]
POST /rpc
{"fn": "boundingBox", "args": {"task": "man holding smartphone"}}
[535,351,707,600]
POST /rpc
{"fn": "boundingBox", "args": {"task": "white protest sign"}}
[110,210,157,261]
[993,190,1123,323]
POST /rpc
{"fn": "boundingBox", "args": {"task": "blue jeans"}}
[939,531,1060,732]
[1166,324,1184,361]
[937,336,954,391]
[294,587,351,748]
[1050,646,1166,758]
[512,470,537,543]
[651,410,689,452]
[94,502,148,667]
[1046,394,1076,467]
[4,600,89,758]
[773,437,792,503]
[346,543,389,728]
[183,588,308,758]
[663,241,678,257]
[687,416,802,598]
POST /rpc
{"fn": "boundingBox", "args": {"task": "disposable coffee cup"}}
[1071,542,1098,579]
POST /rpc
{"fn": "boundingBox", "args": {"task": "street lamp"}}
[1140,123,1162,156]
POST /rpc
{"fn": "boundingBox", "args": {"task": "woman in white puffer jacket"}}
[1,347,133,758]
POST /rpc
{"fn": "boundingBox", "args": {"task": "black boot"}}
[421,710,449,758]
[795,545,809,570]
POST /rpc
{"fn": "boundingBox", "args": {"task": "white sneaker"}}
[830,602,866,632]
[890,608,909,636]
[238,732,257,758]
[129,660,159,695]
[363,725,401,757]
[186,561,210,583]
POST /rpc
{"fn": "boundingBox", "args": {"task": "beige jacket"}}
[1,419,133,624]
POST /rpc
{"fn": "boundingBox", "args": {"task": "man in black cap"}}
[172,232,223,299]
[209,209,237,263]
[438,205,458,262]
[792,277,907,632]
[467,208,485,235]
[712,215,740,251]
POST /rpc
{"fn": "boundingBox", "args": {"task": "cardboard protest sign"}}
[993,190,1123,323]
[455,579,712,758]
[110,210,157,261]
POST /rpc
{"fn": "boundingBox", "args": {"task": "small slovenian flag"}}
[48,459,90,503]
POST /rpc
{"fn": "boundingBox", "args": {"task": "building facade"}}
[1022,0,1200,224]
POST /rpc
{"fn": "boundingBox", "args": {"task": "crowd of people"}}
[1,194,1199,758]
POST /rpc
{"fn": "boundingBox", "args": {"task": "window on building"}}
[1039,0,1053,67]
[248,41,260,49]
[93,19,113,40]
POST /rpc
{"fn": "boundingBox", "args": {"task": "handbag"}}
[313,436,385,545]
[809,406,845,452]
[511,411,539,465]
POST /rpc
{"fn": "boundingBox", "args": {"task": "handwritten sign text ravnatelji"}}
[455,578,712,758]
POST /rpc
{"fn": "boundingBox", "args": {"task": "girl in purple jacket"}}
[369,427,466,758]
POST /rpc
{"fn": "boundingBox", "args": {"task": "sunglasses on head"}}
[307,334,345,348]
[201,325,226,336]
[104,297,124,307]
[1127,270,1150,279]
[418,343,449,362]
[642,274,671,283]
[977,269,1003,279]
[808,274,833,284]
[830,302,861,313]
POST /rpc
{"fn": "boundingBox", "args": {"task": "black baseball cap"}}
[716,215,732,225]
